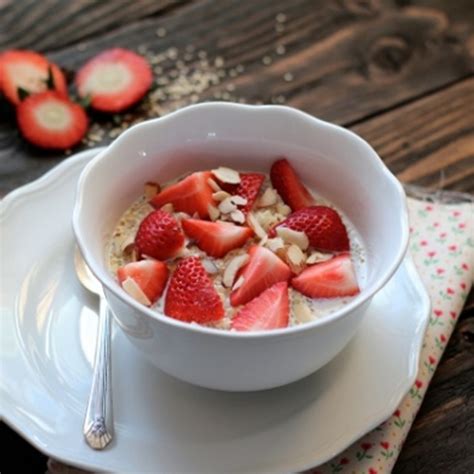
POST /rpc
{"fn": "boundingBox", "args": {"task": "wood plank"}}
[0,0,188,52]
[352,78,474,193]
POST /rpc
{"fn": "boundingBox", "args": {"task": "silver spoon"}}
[74,247,113,450]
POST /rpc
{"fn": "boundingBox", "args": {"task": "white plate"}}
[0,149,430,473]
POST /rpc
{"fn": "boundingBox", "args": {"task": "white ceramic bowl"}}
[73,103,408,391]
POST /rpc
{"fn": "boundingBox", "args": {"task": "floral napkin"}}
[47,192,473,474]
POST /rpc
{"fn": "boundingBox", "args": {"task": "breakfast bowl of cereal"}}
[73,102,409,391]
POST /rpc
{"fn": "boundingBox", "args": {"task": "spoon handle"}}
[83,297,113,449]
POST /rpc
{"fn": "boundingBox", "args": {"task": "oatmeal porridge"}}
[106,158,366,331]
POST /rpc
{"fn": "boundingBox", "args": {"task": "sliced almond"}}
[144,181,160,199]
[230,209,245,224]
[257,187,278,207]
[211,166,241,184]
[306,251,333,265]
[218,197,237,214]
[276,227,309,250]
[287,244,306,265]
[247,212,267,239]
[160,203,174,213]
[265,237,285,252]
[212,190,232,202]
[232,275,245,290]
[223,254,249,288]
[276,203,292,216]
[255,209,278,230]
[230,195,248,206]
[293,300,314,323]
[122,277,152,306]
[207,204,220,221]
[202,259,219,274]
[258,234,268,246]
[207,177,222,192]
[175,211,191,221]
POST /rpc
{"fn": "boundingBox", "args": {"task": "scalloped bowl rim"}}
[73,102,409,339]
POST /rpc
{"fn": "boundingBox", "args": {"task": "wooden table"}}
[1,1,473,472]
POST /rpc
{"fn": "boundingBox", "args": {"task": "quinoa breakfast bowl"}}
[73,103,409,391]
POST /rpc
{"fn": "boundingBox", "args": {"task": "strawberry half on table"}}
[75,48,152,113]
[270,158,315,211]
[16,91,88,150]
[0,50,68,105]
[182,219,254,258]
[165,256,224,323]
[291,253,360,298]
[117,260,168,306]
[231,281,289,331]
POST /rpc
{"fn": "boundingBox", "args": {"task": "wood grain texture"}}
[352,78,474,192]
[0,0,188,52]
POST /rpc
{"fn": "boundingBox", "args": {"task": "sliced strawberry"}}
[117,260,168,305]
[270,158,315,211]
[270,206,350,252]
[230,245,291,307]
[0,50,68,105]
[182,219,253,258]
[291,253,360,298]
[234,173,265,214]
[151,171,215,219]
[135,209,185,260]
[164,256,224,323]
[76,48,152,113]
[16,91,88,150]
[231,281,289,331]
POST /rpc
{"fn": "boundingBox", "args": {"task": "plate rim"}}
[0,149,430,473]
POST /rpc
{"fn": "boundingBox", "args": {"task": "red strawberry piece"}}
[151,171,215,219]
[164,256,224,323]
[291,253,359,298]
[117,260,168,305]
[182,219,253,258]
[135,209,185,260]
[231,281,289,331]
[75,48,152,113]
[0,50,68,105]
[221,173,265,214]
[270,158,315,211]
[16,91,88,150]
[270,206,350,252]
[230,245,291,307]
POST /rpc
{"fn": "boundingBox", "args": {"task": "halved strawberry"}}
[16,91,88,150]
[76,48,152,113]
[182,219,253,258]
[135,209,185,260]
[0,50,68,105]
[270,158,315,211]
[231,281,289,331]
[117,260,168,305]
[291,253,360,298]
[230,245,291,307]
[164,256,224,323]
[270,206,350,252]
[151,171,215,219]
